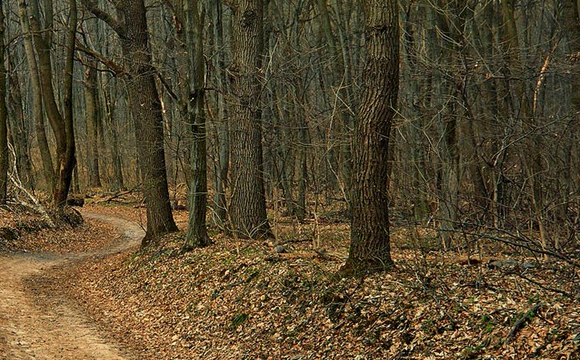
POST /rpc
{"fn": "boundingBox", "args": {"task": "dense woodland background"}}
[1,0,580,266]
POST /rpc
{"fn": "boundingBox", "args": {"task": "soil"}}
[0,211,144,360]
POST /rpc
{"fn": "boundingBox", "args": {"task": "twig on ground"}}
[506,302,542,343]
[96,187,139,203]
[513,272,573,298]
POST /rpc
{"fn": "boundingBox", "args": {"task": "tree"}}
[341,0,399,275]
[183,0,210,249]
[18,0,77,208]
[82,0,178,245]
[227,0,272,239]
[0,0,7,205]
[18,0,55,196]
[83,54,102,188]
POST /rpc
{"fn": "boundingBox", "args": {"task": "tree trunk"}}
[212,0,229,229]
[560,0,580,227]
[117,0,179,246]
[183,0,210,249]
[228,0,272,239]
[25,0,77,208]
[84,55,102,188]
[0,0,7,204]
[341,0,398,275]
[102,87,125,190]
[18,0,55,194]
[7,56,34,189]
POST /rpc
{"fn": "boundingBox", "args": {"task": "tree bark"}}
[560,0,580,226]
[228,0,272,239]
[82,0,178,243]
[24,0,77,208]
[7,56,34,189]
[18,0,55,194]
[211,0,230,229]
[183,0,210,249]
[118,0,179,246]
[0,0,7,204]
[84,55,102,188]
[341,0,399,275]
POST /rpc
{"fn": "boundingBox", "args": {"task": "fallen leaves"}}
[5,202,580,359]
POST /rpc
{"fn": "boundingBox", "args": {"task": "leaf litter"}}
[4,202,580,359]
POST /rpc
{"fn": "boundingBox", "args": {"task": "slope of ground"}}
[38,204,580,359]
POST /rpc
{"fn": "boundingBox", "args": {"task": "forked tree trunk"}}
[341,0,399,275]
[228,0,272,239]
[20,0,77,208]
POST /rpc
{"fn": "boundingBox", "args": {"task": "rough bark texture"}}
[184,0,210,249]
[228,0,272,239]
[0,0,7,204]
[57,0,78,208]
[341,0,399,275]
[117,0,178,246]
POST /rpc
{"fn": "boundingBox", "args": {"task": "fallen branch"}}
[513,272,573,299]
[96,187,139,204]
[7,143,55,228]
[506,303,542,344]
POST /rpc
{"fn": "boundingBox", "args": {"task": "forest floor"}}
[1,196,580,359]
[0,207,142,359]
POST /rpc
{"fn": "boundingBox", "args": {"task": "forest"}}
[0,0,580,359]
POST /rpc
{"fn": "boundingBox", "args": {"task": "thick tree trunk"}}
[341,0,398,275]
[118,0,178,246]
[228,0,272,239]
[56,0,78,207]
[0,0,7,204]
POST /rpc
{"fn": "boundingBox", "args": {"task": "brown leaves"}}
[20,204,580,359]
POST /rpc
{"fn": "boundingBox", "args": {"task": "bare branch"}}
[79,0,125,38]
[75,40,126,76]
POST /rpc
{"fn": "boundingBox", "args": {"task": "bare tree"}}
[183,0,210,249]
[18,0,77,208]
[341,0,399,275]
[82,0,178,245]
[227,0,272,239]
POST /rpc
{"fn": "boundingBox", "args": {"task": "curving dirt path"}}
[0,211,144,360]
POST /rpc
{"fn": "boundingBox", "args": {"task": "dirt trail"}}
[0,211,144,360]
